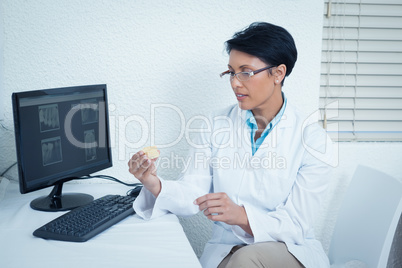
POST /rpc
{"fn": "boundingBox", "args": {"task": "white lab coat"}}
[133,101,335,268]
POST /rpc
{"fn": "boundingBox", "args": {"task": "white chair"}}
[328,165,402,267]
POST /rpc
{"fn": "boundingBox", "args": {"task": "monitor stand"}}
[30,182,94,212]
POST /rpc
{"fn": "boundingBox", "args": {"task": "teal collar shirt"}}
[245,92,287,155]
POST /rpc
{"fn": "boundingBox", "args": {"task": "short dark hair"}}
[225,22,297,85]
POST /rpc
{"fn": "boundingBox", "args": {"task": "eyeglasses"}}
[220,65,276,82]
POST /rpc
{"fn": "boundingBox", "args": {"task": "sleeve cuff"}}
[241,204,275,243]
[133,177,171,220]
[231,224,254,244]
[231,204,254,244]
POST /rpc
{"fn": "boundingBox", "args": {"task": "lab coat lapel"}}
[253,102,295,158]
[236,106,253,157]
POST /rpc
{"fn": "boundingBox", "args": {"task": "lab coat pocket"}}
[257,169,293,209]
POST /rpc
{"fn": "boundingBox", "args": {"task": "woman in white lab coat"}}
[129,22,335,268]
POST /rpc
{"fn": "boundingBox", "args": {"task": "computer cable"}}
[0,121,12,131]
[78,174,143,196]
[1,162,17,177]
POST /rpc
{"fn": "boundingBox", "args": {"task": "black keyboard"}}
[33,194,136,242]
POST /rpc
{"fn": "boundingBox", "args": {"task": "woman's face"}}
[228,49,281,113]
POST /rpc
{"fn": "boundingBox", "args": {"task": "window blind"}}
[320,0,402,141]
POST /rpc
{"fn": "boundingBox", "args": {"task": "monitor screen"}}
[12,84,112,211]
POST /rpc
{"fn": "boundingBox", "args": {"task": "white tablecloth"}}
[0,178,201,268]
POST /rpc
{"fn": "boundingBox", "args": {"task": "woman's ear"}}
[274,64,287,84]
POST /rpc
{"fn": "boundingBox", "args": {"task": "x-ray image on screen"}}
[84,129,97,161]
[81,99,99,125]
[41,137,63,166]
[39,104,60,132]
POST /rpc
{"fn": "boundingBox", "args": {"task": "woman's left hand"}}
[194,192,253,235]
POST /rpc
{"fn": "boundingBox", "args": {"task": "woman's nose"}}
[230,75,243,88]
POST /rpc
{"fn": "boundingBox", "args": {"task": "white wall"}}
[0,0,4,122]
[0,0,325,185]
[0,1,401,266]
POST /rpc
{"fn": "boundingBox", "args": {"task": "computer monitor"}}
[12,84,112,212]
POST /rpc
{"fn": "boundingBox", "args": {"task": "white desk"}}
[0,178,201,268]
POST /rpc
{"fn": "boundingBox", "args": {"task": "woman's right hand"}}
[128,150,161,197]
